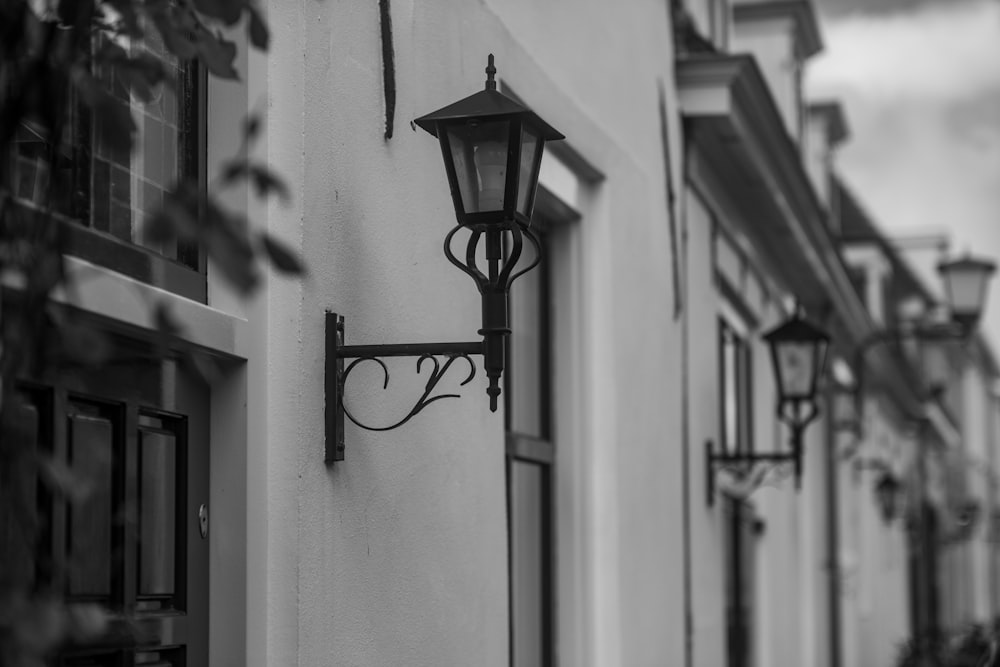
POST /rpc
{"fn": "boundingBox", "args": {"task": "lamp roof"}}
[876,471,900,493]
[763,312,830,344]
[937,255,996,276]
[413,56,563,141]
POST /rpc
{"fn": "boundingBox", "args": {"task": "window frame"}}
[9,53,208,302]
[718,315,754,456]
[505,211,556,667]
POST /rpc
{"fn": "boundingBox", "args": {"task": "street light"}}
[937,255,996,330]
[706,310,831,505]
[852,253,997,439]
[874,471,902,523]
[323,55,564,462]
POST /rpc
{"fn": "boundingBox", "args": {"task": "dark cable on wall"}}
[379,0,396,140]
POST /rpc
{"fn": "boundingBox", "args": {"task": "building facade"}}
[6,1,1000,666]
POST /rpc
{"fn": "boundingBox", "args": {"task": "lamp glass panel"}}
[516,125,541,217]
[773,341,816,401]
[943,264,989,317]
[446,120,511,214]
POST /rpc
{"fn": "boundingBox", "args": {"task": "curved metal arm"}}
[704,439,798,506]
[851,321,968,443]
[507,223,542,286]
[340,353,477,432]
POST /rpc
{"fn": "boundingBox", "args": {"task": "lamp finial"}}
[485,54,497,91]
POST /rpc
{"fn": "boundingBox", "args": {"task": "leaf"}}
[194,0,247,25]
[101,0,143,37]
[95,46,173,103]
[146,182,201,244]
[70,65,136,157]
[220,159,249,185]
[152,9,200,60]
[259,233,305,275]
[200,201,259,293]
[243,113,261,141]
[250,164,290,202]
[248,5,269,50]
[39,457,93,503]
[195,29,239,79]
[219,161,290,202]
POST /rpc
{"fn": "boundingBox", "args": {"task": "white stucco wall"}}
[230,1,687,665]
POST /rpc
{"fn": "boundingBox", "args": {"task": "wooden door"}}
[19,339,209,667]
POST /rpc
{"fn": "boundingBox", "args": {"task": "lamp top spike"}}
[485,54,497,91]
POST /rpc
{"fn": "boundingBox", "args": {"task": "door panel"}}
[33,341,210,667]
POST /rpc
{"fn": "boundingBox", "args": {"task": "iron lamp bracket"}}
[324,312,485,463]
[705,400,817,506]
[705,440,800,507]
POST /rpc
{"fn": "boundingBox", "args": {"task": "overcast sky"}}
[807,0,1000,349]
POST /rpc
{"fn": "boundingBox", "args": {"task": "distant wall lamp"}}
[854,459,902,523]
[874,472,902,523]
[852,254,995,436]
[854,459,903,523]
[706,310,830,505]
[831,383,862,460]
[324,55,564,462]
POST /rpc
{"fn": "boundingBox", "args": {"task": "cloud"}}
[809,0,1000,103]
[806,0,1000,344]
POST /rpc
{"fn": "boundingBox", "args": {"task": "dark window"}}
[719,318,753,455]
[724,498,757,667]
[9,33,205,301]
[506,217,554,667]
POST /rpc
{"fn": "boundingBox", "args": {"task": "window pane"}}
[67,410,115,599]
[510,461,547,667]
[447,121,510,213]
[92,33,187,257]
[509,253,545,438]
[138,429,177,600]
[10,32,198,270]
[0,397,41,584]
[516,126,540,216]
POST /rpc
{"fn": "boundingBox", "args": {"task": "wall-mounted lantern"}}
[874,471,902,523]
[324,55,564,463]
[831,383,862,459]
[938,255,996,330]
[853,253,996,437]
[855,458,902,523]
[706,311,830,505]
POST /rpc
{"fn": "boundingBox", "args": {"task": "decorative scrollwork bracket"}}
[705,440,799,507]
[325,312,485,463]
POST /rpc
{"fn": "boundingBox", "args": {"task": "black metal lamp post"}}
[324,55,564,463]
[706,311,830,505]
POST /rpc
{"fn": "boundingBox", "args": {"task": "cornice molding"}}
[678,53,926,418]
[731,0,824,59]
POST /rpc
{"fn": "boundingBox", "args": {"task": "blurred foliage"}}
[0,0,304,664]
[897,623,1000,667]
